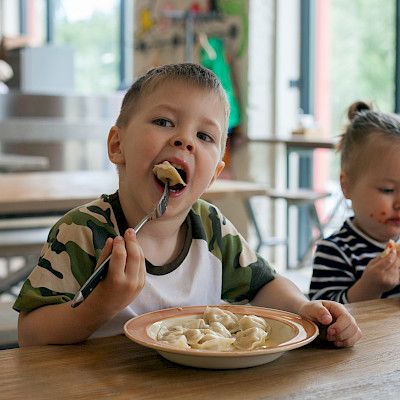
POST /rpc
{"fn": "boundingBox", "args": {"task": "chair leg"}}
[245,198,287,253]
[244,198,263,252]
[296,204,324,269]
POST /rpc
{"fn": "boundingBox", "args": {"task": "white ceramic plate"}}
[124,305,319,369]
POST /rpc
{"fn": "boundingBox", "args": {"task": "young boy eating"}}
[14,63,361,347]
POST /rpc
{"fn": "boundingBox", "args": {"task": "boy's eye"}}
[153,118,173,128]
[379,188,394,194]
[197,131,214,143]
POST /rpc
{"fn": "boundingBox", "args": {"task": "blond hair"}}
[116,63,230,156]
[338,101,400,179]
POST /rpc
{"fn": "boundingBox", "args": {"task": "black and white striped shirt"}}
[309,218,400,303]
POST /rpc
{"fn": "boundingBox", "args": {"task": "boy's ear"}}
[340,171,351,199]
[208,161,225,187]
[107,126,125,165]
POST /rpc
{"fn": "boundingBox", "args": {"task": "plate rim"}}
[123,305,319,358]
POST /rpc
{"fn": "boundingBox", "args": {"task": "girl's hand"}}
[361,248,400,294]
[89,228,146,316]
[298,300,362,347]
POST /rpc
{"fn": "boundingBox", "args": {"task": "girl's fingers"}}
[383,249,398,270]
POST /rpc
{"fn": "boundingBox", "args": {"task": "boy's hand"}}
[90,228,146,316]
[360,248,400,294]
[298,300,362,347]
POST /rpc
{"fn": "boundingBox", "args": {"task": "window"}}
[314,0,396,179]
[297,0,397,263]
[52,0,120,94]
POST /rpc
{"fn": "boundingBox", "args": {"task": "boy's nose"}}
[170,134,194,152]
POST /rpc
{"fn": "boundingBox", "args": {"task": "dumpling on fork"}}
[153,161,186,188]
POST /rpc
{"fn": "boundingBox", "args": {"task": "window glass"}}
[314,0,395,192]
[330,0,395,132]
[53,0,119,94]
[316,0,395,139]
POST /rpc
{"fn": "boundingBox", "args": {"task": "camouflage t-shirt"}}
[13,192,276,337]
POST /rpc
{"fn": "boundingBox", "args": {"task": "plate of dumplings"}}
[124,305,319,369]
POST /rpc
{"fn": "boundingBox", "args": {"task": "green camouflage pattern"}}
[13,195,276,313]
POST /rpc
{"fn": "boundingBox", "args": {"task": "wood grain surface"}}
[0,171,268,216]
[1,298,399,399]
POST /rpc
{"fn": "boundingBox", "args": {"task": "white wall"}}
[0,0,20,36]
[243,0,301,267]
[248,0,300,141]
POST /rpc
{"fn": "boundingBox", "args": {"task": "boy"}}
[14,63,361,347]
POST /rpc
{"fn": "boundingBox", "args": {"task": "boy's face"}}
[341,137,400,242]
[108,80,226,221]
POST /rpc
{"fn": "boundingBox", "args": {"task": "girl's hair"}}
[338,101,400,176]
[115,63,230,153]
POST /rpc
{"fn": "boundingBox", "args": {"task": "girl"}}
[310,101,400,303]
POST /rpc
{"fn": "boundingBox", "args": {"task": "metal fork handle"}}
[70,214,150,308]
[133,214,151,235]
[71,184,168,308]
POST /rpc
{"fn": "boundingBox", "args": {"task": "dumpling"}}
[184,329,205,347]
[155,307,273,352]
[160,331,190,349]
[209,321,232,338]
[198,330,225,343]
[238,315,271,334]
[233,327,270,350]
[182,318,209,329]
[153,161,186,186]
[183,330,223,348]
[156,324,184,341]
[203,306,239,332]
[382,239,400,257]
[196,337,236,351]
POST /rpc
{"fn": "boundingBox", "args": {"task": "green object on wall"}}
[200,37,241,131]
[217,0,248,57]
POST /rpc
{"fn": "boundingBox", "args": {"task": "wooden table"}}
[0,153,49,172]
[1,298,399,399]
[250,135,338,150]
[0,170,329,257]
[0,171,269,217]
[0,171,271,296]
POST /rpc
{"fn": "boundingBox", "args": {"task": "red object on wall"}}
[314,1,332,220]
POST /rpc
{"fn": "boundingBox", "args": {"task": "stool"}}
[245,188,330,268]
[0,225,50,296]
[0,301,18,349]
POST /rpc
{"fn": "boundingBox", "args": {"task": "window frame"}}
[28,0,132,92]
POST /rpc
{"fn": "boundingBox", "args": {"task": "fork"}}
[71,181,170,307]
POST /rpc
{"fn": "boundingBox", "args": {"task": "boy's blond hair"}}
[116,63,230,157]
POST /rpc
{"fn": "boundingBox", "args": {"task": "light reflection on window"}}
[53,0,119,94]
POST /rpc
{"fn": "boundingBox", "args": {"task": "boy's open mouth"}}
[153,161,187,192]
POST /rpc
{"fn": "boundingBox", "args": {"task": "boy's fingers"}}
[329,321,362,347]
[124,228,145,282]
[309,302,333,325]
[108,236,127,278]
[96,237,113,267]
[328,318,361,343]
[321,300,348,319]
[321,300,362,346]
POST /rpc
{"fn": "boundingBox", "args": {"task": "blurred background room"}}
[0,0,397,347]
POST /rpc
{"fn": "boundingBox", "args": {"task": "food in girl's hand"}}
[153,161,186,187]
[381,239,400,257]
[156,306,272,351]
